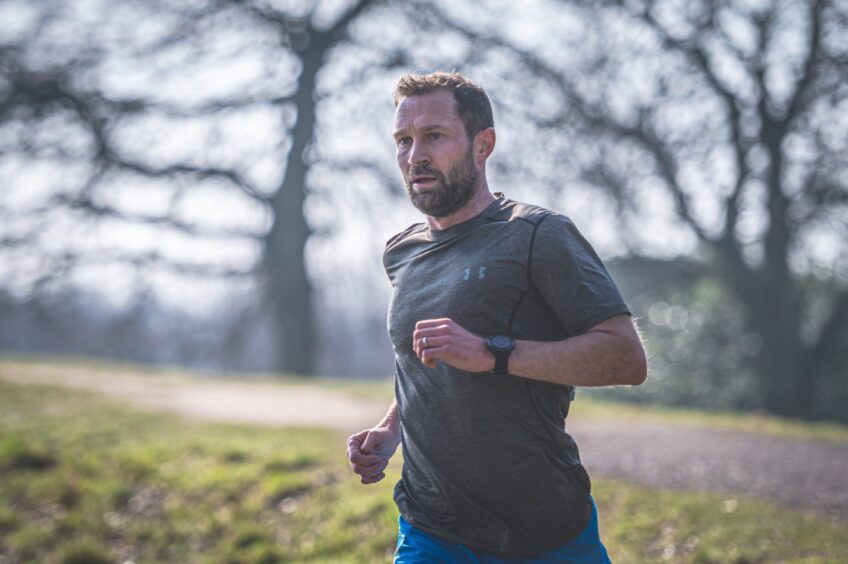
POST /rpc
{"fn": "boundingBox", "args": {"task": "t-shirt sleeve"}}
[530,213,631,336]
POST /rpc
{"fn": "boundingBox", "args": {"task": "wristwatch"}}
[486,335,515,375]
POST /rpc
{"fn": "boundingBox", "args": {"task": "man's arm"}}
[346,399,401,484]
[509,314,647,387]
[412,314,647,387]
[371,398,401,439]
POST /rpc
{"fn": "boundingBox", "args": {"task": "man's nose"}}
[408,141,430,166]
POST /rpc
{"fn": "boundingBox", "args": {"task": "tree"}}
[414,0,847,417]
[243,0,376,375]
[0,0,385,375]
[595,0,847,418]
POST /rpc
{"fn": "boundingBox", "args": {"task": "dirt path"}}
[0,362,390,432]
[567,419,848,519]
[3,361,847,519]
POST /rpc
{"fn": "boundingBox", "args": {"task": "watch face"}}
[490,335,513,350]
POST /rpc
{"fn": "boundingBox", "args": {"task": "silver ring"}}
[423,336,428,348]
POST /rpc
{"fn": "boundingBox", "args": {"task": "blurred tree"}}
[601,260,848,421]
[599,0,847,419]
[603,272,764,411]
[419,0,847,418]
[0,0,384,375]
[2,0,845,410]
[241,0,377,375]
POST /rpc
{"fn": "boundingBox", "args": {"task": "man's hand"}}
[346,426,400,485]
[412,318,495,372]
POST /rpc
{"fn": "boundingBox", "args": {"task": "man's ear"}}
[474,127,496,163]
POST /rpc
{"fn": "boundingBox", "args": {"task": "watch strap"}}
[493,350,509,375]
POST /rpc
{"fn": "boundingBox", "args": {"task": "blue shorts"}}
[394,496,612,563]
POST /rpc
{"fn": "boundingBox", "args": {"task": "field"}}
[1,362,847,563]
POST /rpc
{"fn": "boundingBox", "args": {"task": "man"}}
[346,71,647,563]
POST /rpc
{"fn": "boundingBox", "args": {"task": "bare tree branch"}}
[50,194,266,240]
[636,5,752,245]
[73,250,259,278]
[327,157,402,196]
[327,0,376,35]
[104,156,267,202]
[785,0,825,122]
[415,0,713,244]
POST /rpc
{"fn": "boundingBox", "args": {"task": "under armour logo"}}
[463,266,486,280]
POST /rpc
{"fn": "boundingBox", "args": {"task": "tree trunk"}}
[751,287,807,417]
[263,31,331,376]
[259,1,371,376]
[754,113,809,416]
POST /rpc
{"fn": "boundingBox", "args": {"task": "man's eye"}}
[397,137,411,147]
[428,132,442,140]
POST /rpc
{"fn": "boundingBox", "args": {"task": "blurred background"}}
[0,0,846,422]
[2,2,848,562]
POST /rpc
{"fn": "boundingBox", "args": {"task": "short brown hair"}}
[393,71,494,139]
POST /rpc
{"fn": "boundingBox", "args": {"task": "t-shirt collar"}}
[427,193,505,242]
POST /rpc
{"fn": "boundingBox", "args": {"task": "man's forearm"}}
[412,314,647,387]
[376,398,401,434]
[508,317,647,387]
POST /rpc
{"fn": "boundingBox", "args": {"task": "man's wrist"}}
[486,335,515,375]
[486,349,496,372]
[376,400,401,434]
[376,417,400,435]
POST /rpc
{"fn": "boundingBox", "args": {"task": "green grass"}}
[596,481,847,563]
[1,360,847,562]
[0,380,399,563]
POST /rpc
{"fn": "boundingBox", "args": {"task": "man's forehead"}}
[394,90,462,130]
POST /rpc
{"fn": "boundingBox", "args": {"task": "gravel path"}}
[567,419,848,519]
[3,362,847,519]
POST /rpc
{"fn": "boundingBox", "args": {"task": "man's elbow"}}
[626,341,648,385]
[628,347,648,385]
[623,317,648,386]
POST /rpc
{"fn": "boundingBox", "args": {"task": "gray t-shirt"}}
[383,195,631,555]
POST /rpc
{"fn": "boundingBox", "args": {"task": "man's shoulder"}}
[496,197,573,230]
[384,222,428,252]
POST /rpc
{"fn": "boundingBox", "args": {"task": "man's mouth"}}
[411,175,438,189]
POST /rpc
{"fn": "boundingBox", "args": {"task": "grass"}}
[596,481,847,563]
[0,380,399,563]
[0,359,847,562]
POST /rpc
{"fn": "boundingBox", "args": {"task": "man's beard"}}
[405,148,480,218]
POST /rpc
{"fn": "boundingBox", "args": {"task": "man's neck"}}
[426,184,497,232]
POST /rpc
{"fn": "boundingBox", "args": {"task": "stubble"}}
[405,148,479,219]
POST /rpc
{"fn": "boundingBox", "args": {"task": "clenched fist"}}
[413,318,496,372]
[346,426,400,484]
